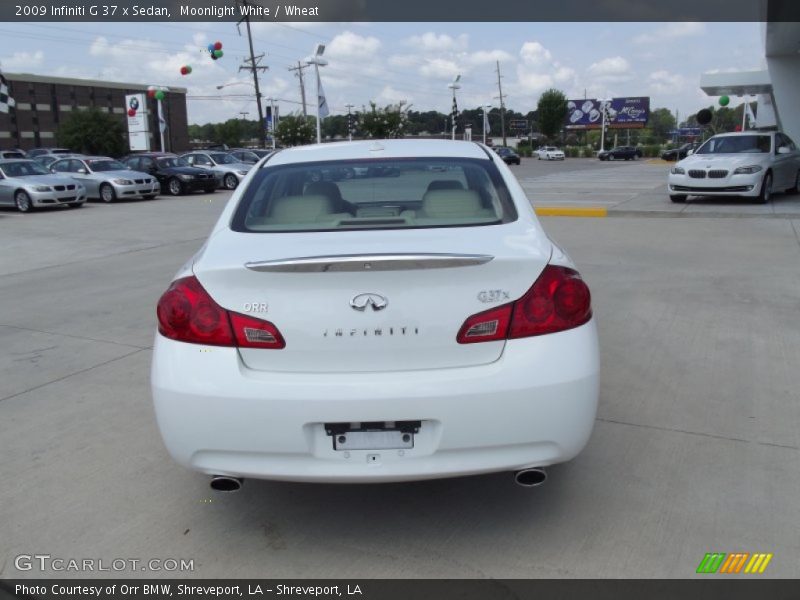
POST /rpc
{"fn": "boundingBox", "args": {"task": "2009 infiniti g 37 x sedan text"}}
[151,140,599,489]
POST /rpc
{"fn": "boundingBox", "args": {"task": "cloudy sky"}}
[0,21,764,124]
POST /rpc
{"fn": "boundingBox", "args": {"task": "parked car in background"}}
[667,131,800,204]
[26,148,73,158]
[0,150,27,160]
[123,153,218,196]
[598,146,642,161]
[660,143,697,162]
[536,146,565,161]
[228,149,262,164]
[180,151,252,190]
[0,158,86,212]
[151,139,599,489]
[32,154,84,170]
[494,146,521,165]
[51,156,159,202]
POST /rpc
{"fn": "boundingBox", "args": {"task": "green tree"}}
[213,119,244,147]
[647,108,677,142]
[536,89,568,140]
[360,102,409,139]
[275,115,315,146]
[56,107,126,157]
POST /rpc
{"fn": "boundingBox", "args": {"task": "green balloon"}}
[213,49,224,59]
[719,95,730,107]
[155,90,165,101]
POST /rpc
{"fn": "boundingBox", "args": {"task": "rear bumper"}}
[151,320,600,483]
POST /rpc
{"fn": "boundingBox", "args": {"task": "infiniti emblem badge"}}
[350,293,388,312]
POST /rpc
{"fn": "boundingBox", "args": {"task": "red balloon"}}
[180,66,188,75]
[147,89,156,98]
[734,125,742,132]
[214,41,223,51]
[128,108,136,117]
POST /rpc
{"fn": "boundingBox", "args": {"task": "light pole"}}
[305,43,327,144]
[599,98,610,153]
[482,104,491,145]
[448,74,461,141]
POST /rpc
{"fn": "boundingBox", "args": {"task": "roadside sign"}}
[510,119,528,130]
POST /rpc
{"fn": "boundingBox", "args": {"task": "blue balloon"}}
[207,43,215,52]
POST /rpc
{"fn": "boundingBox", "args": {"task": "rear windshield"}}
[231,157,517,233]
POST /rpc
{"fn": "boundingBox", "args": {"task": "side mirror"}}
[77,168,87,174]
[777,146,790,155]
[686,149,694,156]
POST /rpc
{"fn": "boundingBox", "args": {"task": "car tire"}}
[788,171,800,194]
[100,183,116,203]
[223,174,238,190]
[670,195,687,203]
[167,177,184,196]
[15,190,33,212]
[757,172,772,204]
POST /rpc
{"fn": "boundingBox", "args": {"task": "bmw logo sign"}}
[129,97,140,110]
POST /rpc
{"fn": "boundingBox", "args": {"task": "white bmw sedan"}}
[151,140,599,489]
[667,131,800,203]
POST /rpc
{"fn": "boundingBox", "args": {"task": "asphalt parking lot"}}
[2,158,799,578]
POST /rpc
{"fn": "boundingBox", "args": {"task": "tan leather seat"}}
[267,194,335,223]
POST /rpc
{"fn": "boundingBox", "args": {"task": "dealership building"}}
[0,72,189,153]
[700,21,800,143]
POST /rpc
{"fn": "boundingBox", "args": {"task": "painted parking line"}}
[534,206,607,217]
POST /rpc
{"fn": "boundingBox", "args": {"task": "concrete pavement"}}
[1,180,799,579]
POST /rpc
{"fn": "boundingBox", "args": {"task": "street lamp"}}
[305,43,327,144]
[598,98,611,153]
[448,74,461,141]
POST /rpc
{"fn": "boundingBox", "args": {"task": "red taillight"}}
[457,265,591,344]
[156,276,285,349]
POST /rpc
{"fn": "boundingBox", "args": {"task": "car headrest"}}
[421,189,483,217]
[305,181,343,201]
[268,194,335,222]
[426,179,464,192]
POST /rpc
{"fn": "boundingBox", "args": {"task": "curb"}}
[535,206,608,217]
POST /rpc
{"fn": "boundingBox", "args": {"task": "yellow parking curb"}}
[535,206,607,217]
[647,159,672,165]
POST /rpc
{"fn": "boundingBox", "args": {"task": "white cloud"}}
[633,22,706,45]
[405,32,468,53]
[519,42,552,66]
[419,58,461,80]
[376,85,413,105]
[648,70,687,94]
[1,50,45,71]
[465,49,513,66]
[327,31,382,59]
[586,56,634,83]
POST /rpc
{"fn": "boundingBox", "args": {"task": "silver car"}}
[50,156,160,202]
[179,151,251,190]
[0,159,87,212]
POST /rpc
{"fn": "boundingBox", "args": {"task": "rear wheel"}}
[670,194,687,203]
[15,190,33,212]
[223,174,238,190]
[100,183,116,203]
[756,172,772,204]
[167,177,183,196]
[788,171,800,194]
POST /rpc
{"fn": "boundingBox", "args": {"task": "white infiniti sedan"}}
[667,131,800,203]
[151,140,599,490]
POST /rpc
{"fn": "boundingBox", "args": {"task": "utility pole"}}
[495,60,507,147]
[288,61,308,117]
[345,103,355,141]
[237,0,268,149]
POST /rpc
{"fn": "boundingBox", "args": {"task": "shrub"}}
[275,115,315,146]
[360,101,409,138]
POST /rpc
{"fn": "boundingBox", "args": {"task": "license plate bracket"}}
[325,421,420,451]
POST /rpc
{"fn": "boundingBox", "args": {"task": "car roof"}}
[0,158,39,165]
[711,131,774,138]
[267,139,490,166]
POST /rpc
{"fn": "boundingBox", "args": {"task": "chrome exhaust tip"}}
[514,468,547,487]
[210,475,243,492]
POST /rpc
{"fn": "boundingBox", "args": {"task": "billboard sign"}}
[509,119,528,130]
[565,97,649,129]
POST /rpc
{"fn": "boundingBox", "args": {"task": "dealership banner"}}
[565,97,650,130]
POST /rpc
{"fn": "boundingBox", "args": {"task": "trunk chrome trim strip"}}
[245,253,494,273]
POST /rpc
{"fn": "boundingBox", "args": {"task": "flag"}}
[451,95,459,128]
[0,69,16,114]
[317,69,329,119]
[744,102,756,128]
[483,109,491,135]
